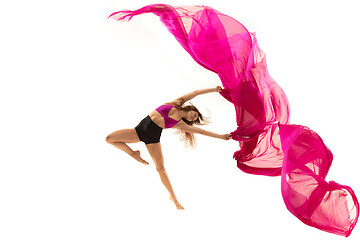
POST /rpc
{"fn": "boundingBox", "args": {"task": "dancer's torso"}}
[149,104,181,129]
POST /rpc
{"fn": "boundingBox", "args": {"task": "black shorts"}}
[135,116,163,144]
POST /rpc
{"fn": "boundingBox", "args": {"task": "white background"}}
[1,0,359,239]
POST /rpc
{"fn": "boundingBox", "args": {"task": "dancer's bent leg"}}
[106,129,149,165]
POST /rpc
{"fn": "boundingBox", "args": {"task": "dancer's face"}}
[186,110,199,122]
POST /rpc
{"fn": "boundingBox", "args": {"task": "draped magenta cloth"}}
[109,4,359,237]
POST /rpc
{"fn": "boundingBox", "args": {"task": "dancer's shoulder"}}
[165,98,184,107]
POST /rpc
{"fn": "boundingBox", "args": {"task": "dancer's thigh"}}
[106,129,140,143]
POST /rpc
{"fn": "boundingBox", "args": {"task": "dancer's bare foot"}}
[132,150,149,165]
[170,195,184,210]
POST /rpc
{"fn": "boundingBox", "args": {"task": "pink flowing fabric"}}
[109,4,359,237]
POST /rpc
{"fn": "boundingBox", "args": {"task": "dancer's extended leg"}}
[146,142,184,210]
[106,129,149,165]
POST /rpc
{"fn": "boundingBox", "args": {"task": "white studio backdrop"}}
[0,0,359,239]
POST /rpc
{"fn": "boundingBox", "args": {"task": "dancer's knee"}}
[156,166,166,172]
[105,135,118,144]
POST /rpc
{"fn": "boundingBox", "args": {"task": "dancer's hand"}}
[221,134,232,140]
[215,86,223,92]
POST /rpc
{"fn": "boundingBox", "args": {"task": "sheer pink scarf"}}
[109,4,359,236]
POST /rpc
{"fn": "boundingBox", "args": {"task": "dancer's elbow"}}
[176,123,202,134]
[188,126,203,135]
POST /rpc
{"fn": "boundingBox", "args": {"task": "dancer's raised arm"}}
[168,86,222,106]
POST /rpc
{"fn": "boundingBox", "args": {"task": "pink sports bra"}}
[155,105,181,129]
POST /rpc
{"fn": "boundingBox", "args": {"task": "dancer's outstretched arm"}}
[169,86,222,106]
[175,121,231,140]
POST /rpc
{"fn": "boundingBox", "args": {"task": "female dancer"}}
[105,86,232,210]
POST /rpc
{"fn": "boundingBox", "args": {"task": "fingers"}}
[222,134,232,140]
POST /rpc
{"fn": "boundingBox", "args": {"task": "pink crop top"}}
[155,105,181,129]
